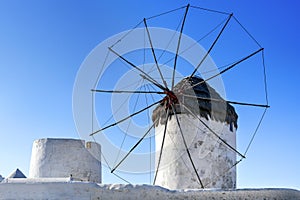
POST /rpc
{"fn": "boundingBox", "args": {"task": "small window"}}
[86,142,92,149]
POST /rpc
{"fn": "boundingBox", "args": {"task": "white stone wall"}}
[154,114,236,189]
[0,182,299,200]
[29,138,101,183]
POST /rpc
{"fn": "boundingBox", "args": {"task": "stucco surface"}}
[154,114,236,189]
[29,138,101,183]
[0,182,299,200]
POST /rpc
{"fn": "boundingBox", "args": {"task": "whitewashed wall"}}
[0,182,299,200]
[29,138,101,183]
[154,114,236,189]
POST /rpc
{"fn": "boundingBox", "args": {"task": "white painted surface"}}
[154,114,236,189]
[2,177,71,183]
[29,138,101,183]
[0,182,299,200]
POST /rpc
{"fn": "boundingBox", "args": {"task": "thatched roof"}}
[152,76,238,131]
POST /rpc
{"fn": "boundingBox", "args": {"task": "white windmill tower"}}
[152,76,239,189]
[84,4,269,189]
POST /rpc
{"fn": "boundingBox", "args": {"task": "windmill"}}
[73,4,269,189]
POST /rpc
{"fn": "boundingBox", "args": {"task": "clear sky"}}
[0,0,299,190]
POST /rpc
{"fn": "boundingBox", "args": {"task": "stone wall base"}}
[0,181,299,200]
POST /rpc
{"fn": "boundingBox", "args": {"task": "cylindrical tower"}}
[29,138,101,183]
[152,77,238,189]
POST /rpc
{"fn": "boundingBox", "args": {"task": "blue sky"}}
[0,0,300,190]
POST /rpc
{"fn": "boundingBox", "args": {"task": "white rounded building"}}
[29,138,101,183]
[152,77,238,189]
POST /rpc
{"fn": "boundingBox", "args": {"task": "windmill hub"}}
[162,90,179,110]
